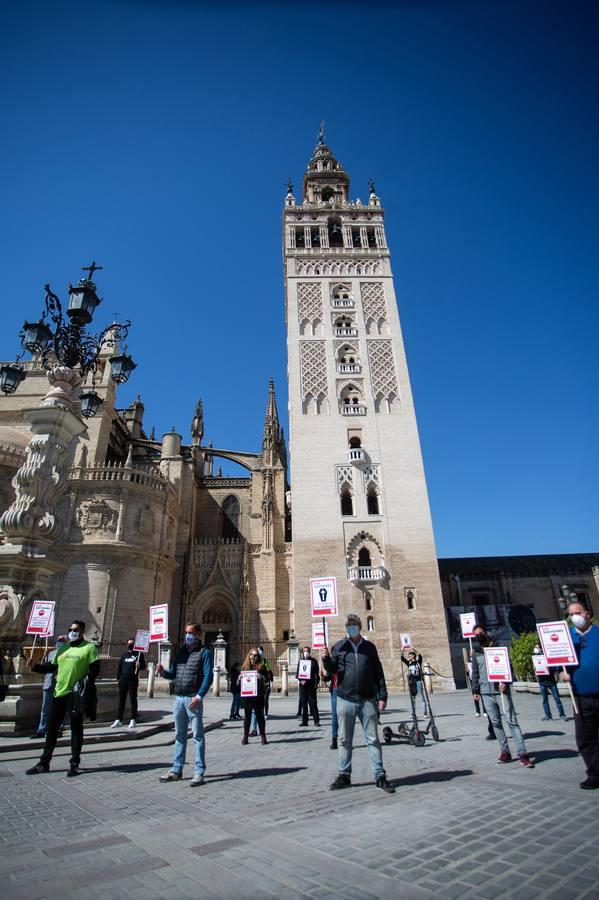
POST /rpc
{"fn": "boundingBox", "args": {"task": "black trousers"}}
[40,694,83,769]
[117,678,139,720]
[243,697,266,737]
[574,694,599,778]
[299,683,320,724]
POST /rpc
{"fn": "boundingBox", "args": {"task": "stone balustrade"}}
[69,463,170,492]
[348,566,385,584]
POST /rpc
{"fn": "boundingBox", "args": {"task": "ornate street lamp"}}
[1,261,136,416]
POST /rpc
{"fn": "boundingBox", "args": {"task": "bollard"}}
[281,660,289,696]
[147,661,155,698]
[212,665,221,697]
[423,661,433,695]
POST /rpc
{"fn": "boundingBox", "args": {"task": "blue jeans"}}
[172,695,206,776]
[415,681,428,716]
[482,692,526,756]
[540,683,565,719]
[38,688,54,734]
[331,688,338,740]
[336,696,384,780]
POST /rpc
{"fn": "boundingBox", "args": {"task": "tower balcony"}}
[331,298,355,309]
[348,566,385,584]
[347,447,366,464]
[337,363,361,374]
[341,404,366,416]
[335,327,358,337]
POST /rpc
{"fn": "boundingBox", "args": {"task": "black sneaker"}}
[26,763,49,775]
[580,777,599,790]
[330,773,351,790]
[67,765,80,778]
[30,731,45,739]
[299,722,308,727]
[375,774,396,794]
[330,739,338,750]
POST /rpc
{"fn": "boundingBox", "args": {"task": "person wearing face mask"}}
[471,625,534,768]
[532,644,566,722]
[111,639,147,729]
[561,601,599,789]
[322,614,395,793]
[26,620,99,777]
[156,622,212,786]
[296,646,320,727]
[31,636,68,739]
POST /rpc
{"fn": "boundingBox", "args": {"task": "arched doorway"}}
[199,597,234,647]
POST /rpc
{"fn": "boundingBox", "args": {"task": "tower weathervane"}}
[81,261,103,282]
[318,120,326,144]
[368,177,376,195]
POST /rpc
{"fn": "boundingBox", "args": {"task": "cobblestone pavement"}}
[0,689,596,899]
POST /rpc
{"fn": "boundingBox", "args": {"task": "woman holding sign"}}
[239,648,268,745]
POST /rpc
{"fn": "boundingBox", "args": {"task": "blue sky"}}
[1,1,597,557]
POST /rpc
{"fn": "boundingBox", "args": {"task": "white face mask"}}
[303,652,310,659]
[571,614,588,629]
[68,630,80,642]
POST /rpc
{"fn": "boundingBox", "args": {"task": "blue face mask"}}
[185,633,199,646]
[346,625,360,638]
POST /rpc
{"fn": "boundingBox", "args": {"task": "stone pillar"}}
[212,666,221,696]
[423,661,433,695]
[287,632,299,677]
[281,660,289,696]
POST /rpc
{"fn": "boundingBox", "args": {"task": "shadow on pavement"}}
[81,762,168,773]
[524,730,566,739]
[529,748,579,763]
[390,768,474,788]
[208,766,307,782]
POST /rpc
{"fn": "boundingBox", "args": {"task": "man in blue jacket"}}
[562,600,599,790]
[322,613,394,793]
[156,622,212,786]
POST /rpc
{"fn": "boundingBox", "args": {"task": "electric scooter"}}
[382,676,440,747]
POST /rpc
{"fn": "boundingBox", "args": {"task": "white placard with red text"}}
[240,670,258,697]
[460,612,477,639]
[400,633,413,650]
[311,620,328,650]
[532,654,550,677]
[484,647,512,682]
[537,621,578,666]
[133,629,151,653]
[26,601,56,635]
[310,577,338,617]
[149,604,169,643]
[297,659,312,681]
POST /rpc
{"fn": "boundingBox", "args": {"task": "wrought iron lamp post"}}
[0,262,136,555]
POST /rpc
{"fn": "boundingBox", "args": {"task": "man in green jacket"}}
[26,619,99,777]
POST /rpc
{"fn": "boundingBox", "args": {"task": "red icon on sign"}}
[493,656,500,663]
[550,634,559,642]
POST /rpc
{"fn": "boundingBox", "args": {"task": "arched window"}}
[328,216,343,248]
[365,591,373,611]
[221,495,240,539]
[367,616,374,632]
[322,186,334,201]
[349,436,361,449]
[367,490,379,515]
[340,490,353,516]
[358,546,372,567]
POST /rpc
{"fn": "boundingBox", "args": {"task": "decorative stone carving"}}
[367,340,399,404]
[76,498,118,534]
[300,341,327,405]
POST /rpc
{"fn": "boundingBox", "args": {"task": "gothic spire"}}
[191,398,204,445]
[262,378,282,465]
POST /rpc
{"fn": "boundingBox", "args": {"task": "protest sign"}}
[537,621,578,667]
[310,577,338,617]
[400,633,413,650]
[532,653,550,677]
[149,604,169,642]
[297,659,312,680]
[240,670,258,697]
[484,647,512,682]
[311,620,328,650]
[133,629,151,653]
[460,612,477,639]
[26,601,56,635]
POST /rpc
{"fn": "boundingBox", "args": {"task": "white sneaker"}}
[128,719,136,729]
[110,719,123,728]
[475,713,481,717]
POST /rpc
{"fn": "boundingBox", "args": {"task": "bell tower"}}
[284,129,454,687]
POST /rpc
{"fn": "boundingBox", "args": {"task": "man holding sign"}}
[296,647,320,727]
[471,624,534,768]
[322,613,395,793]
[562,600,599,790]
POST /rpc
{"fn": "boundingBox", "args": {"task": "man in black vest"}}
[156,622,212,786]
[296,646,320,727]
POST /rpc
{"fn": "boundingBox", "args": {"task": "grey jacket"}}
[470,643,511,696]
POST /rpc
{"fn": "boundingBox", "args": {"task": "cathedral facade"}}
[0,135,456,685]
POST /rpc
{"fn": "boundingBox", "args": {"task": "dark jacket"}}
[163,645,212,697]
[401,653,423,682]
[323,638,387,702]
[117,650,146,682]
[296,656,320,688]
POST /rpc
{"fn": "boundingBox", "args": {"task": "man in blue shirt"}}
[562,600,599,790]
[156,622,212,786]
